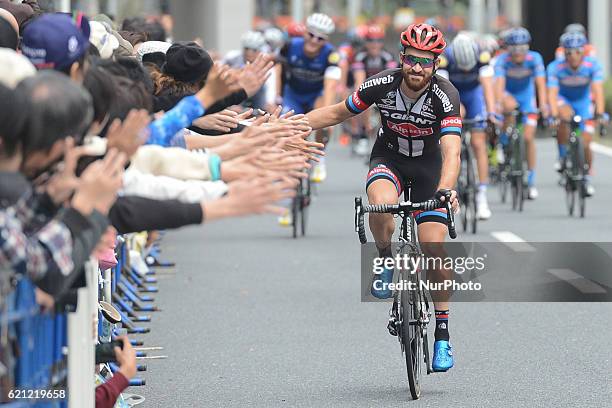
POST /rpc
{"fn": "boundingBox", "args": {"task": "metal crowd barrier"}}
[2,232,168,407]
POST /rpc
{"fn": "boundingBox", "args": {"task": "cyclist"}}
[263,27,286,55]
[275,13,341,185]
[223,30,275,111]
[351,25,398,156]
[305,23,461,372]
[286,21,306,39]
[554,23,597,60]
[337,25,367,152]
[547,31,605,196]
[494,27,548,199]
[438,32,496,220]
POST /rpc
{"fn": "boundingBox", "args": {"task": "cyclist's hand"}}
[487,112,503,126]
[435,188,459,213]
[546,116,559,130]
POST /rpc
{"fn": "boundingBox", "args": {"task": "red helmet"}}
[287,21,306,38]
[400,23,446,54]
[366,25,385,40]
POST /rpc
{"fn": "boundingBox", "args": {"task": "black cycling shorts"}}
[366,140,447,225]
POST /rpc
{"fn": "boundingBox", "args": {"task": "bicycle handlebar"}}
[354,195,457,244]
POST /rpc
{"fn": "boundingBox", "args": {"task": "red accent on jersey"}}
[387,120,434,137]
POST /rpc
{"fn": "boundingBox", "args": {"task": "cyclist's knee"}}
[558,104,574,122]
[502,94,517,113]
[367,182,399,205]
[417,222,447,246]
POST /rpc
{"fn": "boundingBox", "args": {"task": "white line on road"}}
[490,231,536,252]
[591,142,612,158]
[547,268,607,294]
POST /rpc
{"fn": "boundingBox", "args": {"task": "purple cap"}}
[21,13,90,70]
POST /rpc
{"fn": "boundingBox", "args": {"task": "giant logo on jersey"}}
[379,109,434,124]
[359,74,394,91]
[387,120,433,137]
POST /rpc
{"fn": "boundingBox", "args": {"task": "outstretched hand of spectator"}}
[114,336,137,380]
[239,53,275,97]
[196,63,242,109]
[106,109,151,157]
[71,149,127,216]
[202,176,298,220]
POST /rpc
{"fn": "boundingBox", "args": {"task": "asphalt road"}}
[135,137,612,407]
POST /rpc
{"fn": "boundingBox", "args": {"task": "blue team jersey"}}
[280,37,340,94]
[494,50,545,96]
[439,45,492,91]
[546,56,603,102]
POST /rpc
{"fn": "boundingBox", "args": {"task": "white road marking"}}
[591,142,612,158]
[547,268,607,294]
[490,231,536,252]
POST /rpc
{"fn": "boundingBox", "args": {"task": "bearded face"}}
[399,48,438,92]
[402,66,434,91]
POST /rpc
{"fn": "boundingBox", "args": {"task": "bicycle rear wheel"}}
[291,186,299,239]
[574,137,587,218]
[466,150,478,233]
[301,177,311,236]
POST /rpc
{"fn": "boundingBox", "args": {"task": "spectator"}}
[95,336,137,408]
[21,13,90,82]
[0,0,40,31]
[0,8,18,49]
[0,48,36,88]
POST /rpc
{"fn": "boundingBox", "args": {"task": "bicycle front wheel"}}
[400,276,423,399]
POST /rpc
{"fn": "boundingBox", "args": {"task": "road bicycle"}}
[555,116,601,218]
[291,173,312,238]
[498,110,528,211]
[457,119,478,234]
[354,185,456,399]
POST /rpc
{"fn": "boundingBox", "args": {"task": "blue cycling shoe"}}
[432,340,454,372]
[370,266,394,299]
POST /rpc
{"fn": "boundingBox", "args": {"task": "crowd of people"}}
[0,3,326,406]
[0,0,609,404]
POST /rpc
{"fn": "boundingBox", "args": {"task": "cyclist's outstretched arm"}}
[322,77,339,107]
[353,70,366,90]
[547,86,559,118]
[479,74,496,115]
[591,81,605,116]
[535,76,548,116]
[437,134,461,191]
[306,101,356,130]
[494,75,506,113]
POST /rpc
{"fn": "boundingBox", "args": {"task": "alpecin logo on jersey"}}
[359,74,394,91]
[387,120,433,137]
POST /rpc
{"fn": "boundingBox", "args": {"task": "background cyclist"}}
[223,30,275,112]
[554,23,597,60]
[351,25,398,156]
[494,27,548,200]
[547,31,606,196]
[276,12,342,186]
[304,23,461,373]
[438,32,497,220]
